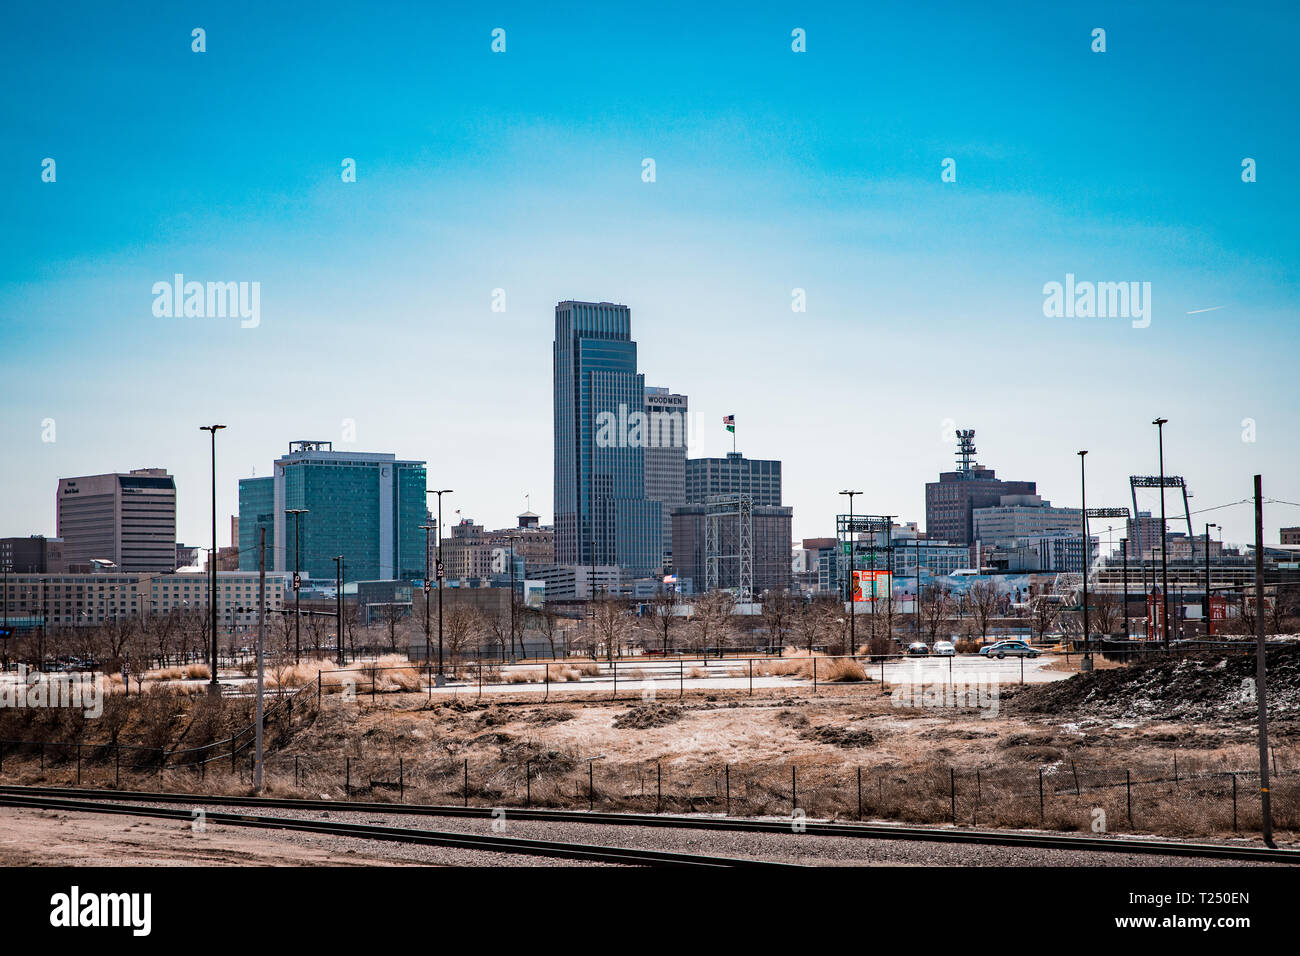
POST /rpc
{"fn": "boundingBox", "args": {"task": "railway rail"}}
[0,787,786,868]
[1,783,1294,864]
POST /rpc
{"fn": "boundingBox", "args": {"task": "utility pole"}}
[427,489,453,684]
[200,424,226,694]
[1253,474,1274,847]
[254,528,266,793]
[1078,451,1092,670]
[839,490,861,655]
[419,522,436,689]
[286,508,308,663]
[1205,522,1217,637]
[1153,418,1171,646]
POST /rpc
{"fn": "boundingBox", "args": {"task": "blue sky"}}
[2,0,1298,552]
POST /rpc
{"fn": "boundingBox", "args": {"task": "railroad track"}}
[1,783,1294,864]
[0,788,787,868]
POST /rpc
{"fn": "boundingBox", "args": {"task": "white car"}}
[932,641,956,656]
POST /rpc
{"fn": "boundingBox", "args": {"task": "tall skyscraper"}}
[56,469,177,573]
[553,300,662,574]
[239,441,426,583]
[644,386,688,570]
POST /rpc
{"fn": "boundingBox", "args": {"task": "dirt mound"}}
[523,709,576,726]
[612,704,684,729]
[801,724,875,749]
[1008,643,1300,722]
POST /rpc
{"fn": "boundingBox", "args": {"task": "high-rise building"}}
[56,469,177,573]
[924,437,1035,546]
[685,452,782,506]
[552,300,662,574]
[643,386,689,569]
[239,441,426,584]
[1280,527,1300,546]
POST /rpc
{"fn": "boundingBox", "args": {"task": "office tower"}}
[0,536,65,574]
[552,300,662,574]
[685,452,782,506]
[239,441,427,583]
[56,468,177,573]
[643,386,688,569]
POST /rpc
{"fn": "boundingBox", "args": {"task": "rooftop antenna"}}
[956,429,977,477]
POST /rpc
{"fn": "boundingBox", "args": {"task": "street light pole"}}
[333,554,345,665]
[1153,417,1171,646]
[1120,538,1129,639]
[419,522,436,688]
[427,489,453,684]
[1205,522,1217,637]
[200,424,226,694]
[839,490,861,656]
[1078,451,1092,670]
[286,508,308,663]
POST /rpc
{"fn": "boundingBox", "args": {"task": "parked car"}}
[932,640,956,656]
[979,640,1040,659]
[906,642,930,656]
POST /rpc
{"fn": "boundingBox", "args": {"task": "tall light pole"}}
[419,522,436,689]
[286,508,308,662]
[1153,418,1171,646]
[200,424,226,694]
[332,554,345,665]
[1078,451,1092,670]
[427,489,453,684]
[840,490,861,656]
[1205,522,1217,637]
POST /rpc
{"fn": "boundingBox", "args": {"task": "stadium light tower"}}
[200,424,226,694]
[840,490,862,656]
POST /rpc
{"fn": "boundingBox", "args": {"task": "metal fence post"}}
[679,659,683,698]
[857,766,862,820]
[345,756,350,795]
[792,766,797,813]
[657,761,662,813]
[544,663,549,702]
[1126,769,1133,827]
[464,758,469,807]
[749,658,753,696]
[1232,773,1238,833]
[77,743,82,785]
[317,671,321,707]
[1071,759,1080,797]
[526,760,531,808]
[725,764,730,816]
[115,743,120,788]
[1038,768,1044,826]
[399,757,404,803]
[951,768,956,825]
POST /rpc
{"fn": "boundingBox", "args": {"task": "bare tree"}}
[968,581,999,644]
[442,604,484,666]
[592,596,635,661]
[761,590,797,652]
[649,587,679,655]
[919,585,954,642]
[691,591,735,659]
[1028,595,1062,643]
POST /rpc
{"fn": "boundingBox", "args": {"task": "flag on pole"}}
[723,414,735,433]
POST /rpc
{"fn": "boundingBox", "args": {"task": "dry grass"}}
[504,667,545,684]
[819,657,868,682]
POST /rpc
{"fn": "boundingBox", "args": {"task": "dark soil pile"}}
[612,704,684,729]
[1008,643,1300,722]
[801,724,875,749]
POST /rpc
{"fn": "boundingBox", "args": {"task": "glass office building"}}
[240,441,427,584]
[553,301,662,574]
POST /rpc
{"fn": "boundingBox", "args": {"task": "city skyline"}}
[2,3,1298,551]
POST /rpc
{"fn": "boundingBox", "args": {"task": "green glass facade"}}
[239,444,427,585]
